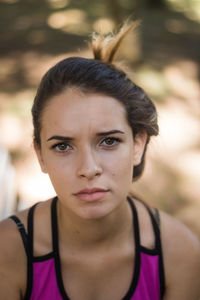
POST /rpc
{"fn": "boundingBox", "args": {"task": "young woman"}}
[0,23,200,300]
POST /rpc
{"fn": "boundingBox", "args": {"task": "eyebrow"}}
[47,130,125,142]
[96,130,125,136]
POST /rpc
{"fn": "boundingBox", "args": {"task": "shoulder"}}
[0,198,52,256]
[0,206,30,260]
[0,198,52,298]
[0,215,28,298]
[160,210,200,266]
[0,210,28,259]
[159,210,200,299]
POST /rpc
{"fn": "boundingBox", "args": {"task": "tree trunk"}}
[146,0,166,8]
[106,0,124,24]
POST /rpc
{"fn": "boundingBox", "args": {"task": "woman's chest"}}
[60,248,135,300]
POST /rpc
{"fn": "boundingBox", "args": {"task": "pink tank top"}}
[10,197,165,300]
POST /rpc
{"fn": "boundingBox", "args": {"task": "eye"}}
[100,137,121,147]
[51,142,72,153]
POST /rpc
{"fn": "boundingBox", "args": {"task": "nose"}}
[77,148,102,180]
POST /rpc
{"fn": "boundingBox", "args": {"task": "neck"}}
[57,199,132,249]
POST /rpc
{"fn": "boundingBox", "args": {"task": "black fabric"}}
[137,201,165,299]
[25,203,39,300]
[148,208,165,298]
[122,197,141,300]
[154,208,160,228]
[27,202,38,258]
[9,203,39,300]
[8,219,29,299]
[51,196,156,300]
[51,196,70,299]
[9,215,29,256]
[9,196,165,300]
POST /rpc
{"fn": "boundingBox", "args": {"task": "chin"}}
[75,202,115,220]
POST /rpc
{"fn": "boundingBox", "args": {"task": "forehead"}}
[41,89,130,135]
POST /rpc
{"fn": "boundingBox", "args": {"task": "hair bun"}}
[90,21,140,64]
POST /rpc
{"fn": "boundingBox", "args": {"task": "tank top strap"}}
[9,200,38,258]
[51,196,59,254]
[127,196,141,247]
[27,202,40,258]
[9,203,38,300]
[127,196,163,250]
[9,215,29,256]
[138,200,166,298]
[51,196,70,298]
[140,201,161,250]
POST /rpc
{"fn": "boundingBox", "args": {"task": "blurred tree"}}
[105,0,167,24]
[106,0,126,23]
[146,0,166,8]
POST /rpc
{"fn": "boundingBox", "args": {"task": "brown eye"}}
[101,137,120,147]
[105,138,114,145]
[58,143,67,151]
[52,143,71,152]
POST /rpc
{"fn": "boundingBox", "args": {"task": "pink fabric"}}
[30,258,62,300]
[30,251,160,300]
[130,253,160,300]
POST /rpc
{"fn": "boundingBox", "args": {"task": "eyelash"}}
[100,137,121,147]
[51,137,121,153]
[51,142,72,153]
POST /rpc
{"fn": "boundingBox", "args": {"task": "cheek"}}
[104,149,134,180]
[47,166,75,199]
[43,155,74,186]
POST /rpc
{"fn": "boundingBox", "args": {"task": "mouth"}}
[74,188,109,202]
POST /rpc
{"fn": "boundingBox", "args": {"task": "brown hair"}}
[32,22,158,180]
[90,21,139,63]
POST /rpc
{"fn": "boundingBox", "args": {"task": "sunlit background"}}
[0,0,200,238]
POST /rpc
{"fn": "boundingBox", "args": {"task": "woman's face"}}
[35,89,146,220]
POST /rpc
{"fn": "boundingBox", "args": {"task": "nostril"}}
[78,166,102,179]
[77,151,102,178]
[77,161,102,179]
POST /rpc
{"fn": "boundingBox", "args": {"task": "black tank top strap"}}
[9,207,37,300]
[51,196,71,299]
[154,208,160,227]
[127,196,162,250]
[51,196,59,254]
[138,200,166,298]
[125,196,142,298]
[9,202,39,257]
[27,202,40,258]
[141,202,161,249]
[127,196,141,247]
[24,202,41,300]
[9,215,29,256]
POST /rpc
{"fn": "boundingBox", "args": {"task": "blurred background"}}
[0,0,200,238]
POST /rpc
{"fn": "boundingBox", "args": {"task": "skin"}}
[36,89,146,222]
[0,88,200,300]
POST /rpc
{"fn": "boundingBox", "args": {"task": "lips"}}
[74,188,109,202]
[75,188,108,194]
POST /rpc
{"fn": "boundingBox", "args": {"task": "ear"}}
[133,131,148,166]
[34,140,47,173]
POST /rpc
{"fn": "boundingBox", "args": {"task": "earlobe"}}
[33,141,47,173]
[133,131,147,166]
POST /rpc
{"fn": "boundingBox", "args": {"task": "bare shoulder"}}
[0,199,52,299]
[0,208,29,259]
[0,213,28,299]
[160,210,200,263]
[159,210,200,299]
